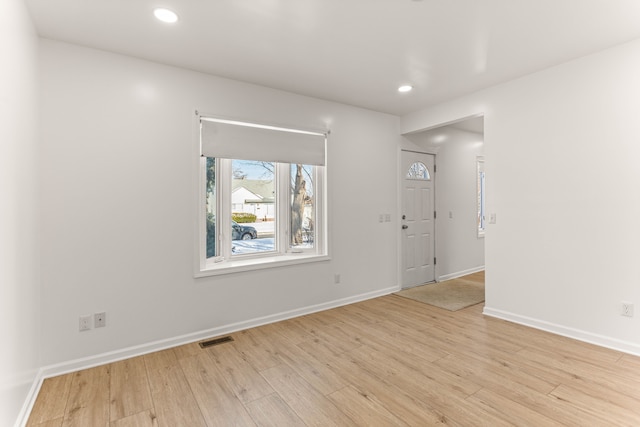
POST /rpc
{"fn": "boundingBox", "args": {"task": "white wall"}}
[403,127,485,280]
[402,38,640,354]
[38,40,400,367]
[0,0,41,425]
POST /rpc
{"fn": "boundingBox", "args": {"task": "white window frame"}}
[194,112,329,277]
[477,156,486,238]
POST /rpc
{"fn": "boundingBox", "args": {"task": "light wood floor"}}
[28,279,640,426]
[449,270,484,286]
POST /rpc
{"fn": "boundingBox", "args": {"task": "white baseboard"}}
[14,371,44,427]
[16,286,397,426]
[438,265,484,282]
[483,306,640,357]
[20,285,397,424]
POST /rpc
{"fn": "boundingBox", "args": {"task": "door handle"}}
[402,225,408,229]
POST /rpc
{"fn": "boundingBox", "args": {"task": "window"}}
[477,157,485,237]
[197,114,328,276]
[406,162,430,180]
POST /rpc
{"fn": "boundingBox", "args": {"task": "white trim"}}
[218,158,233,261]
[19,290,640,426]
[438,265,485,282]
[483,306,640,357]
[194,112,205,275]
[32,286,398,381]
[476,156,486,238]
[12,370,43,427]
[196,253,331,277]
[17,286,394,426]
[396,148,402,291]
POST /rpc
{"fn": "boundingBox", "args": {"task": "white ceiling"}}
[25,0,640,116]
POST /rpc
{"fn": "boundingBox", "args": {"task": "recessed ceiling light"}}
[154,8,179,24]
[398,85,413,93]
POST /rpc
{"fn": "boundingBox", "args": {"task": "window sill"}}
[195,253,330,277]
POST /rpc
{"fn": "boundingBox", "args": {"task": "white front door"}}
[401,150,435,288]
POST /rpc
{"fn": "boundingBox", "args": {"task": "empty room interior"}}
[4,0,640,426]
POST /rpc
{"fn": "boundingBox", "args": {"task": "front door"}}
[401,150,435,288]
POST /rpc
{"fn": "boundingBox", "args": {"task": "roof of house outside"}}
[232,179,275,202]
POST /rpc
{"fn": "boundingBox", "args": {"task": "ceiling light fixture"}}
[398,85,413,93]
[154,8,179,24]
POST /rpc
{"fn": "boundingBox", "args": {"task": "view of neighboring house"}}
[232,179,275,221]
[231,179,313,229]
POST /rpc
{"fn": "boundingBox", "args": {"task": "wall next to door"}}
[401,37,640,355]
[402,128,485,281]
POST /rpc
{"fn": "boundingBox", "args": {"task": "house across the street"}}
[232,179,275,221]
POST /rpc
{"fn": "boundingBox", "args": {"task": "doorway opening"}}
[400,116,485,293]
[401,150,436,288]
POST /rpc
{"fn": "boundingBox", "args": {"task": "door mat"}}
[394,279,484,311]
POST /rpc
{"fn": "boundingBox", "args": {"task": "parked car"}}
[207,216,258,258]
[232,221,257,240]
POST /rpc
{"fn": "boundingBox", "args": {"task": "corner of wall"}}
[0,0,42,426]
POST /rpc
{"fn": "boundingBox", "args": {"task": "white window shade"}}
[201,118,326,166]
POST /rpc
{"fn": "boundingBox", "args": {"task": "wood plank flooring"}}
[27,278,640,426]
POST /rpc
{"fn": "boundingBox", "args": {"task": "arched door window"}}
[406,162,431,180]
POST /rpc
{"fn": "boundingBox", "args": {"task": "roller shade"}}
[201,117,326,166]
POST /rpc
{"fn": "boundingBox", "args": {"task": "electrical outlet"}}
[622,302,634,317]
[334,273,341,284]
[79,315,92,331]
[95,312,106,328]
